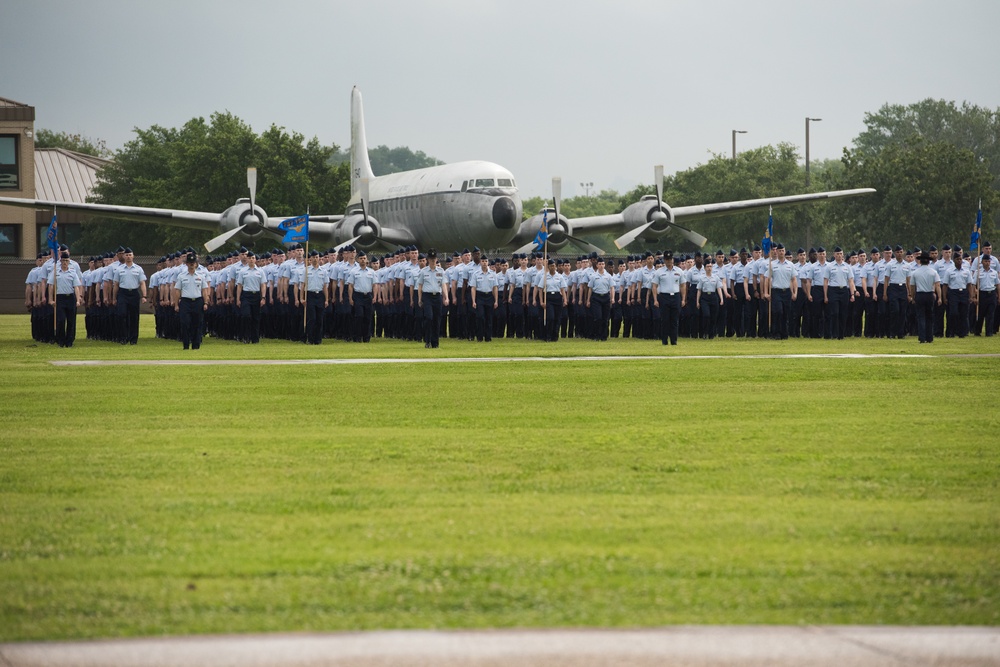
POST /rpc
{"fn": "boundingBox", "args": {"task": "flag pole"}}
[975,199,982,322]
[767,259,773,333]
[767,207,773,334]
[303,207,310,336]
[542,219,548,329]
[51,206,58,338]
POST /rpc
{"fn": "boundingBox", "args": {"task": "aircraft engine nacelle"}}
[621,196,674,242]
[220,199,268,241]
[511,208,572,251]
[336,212,383,250]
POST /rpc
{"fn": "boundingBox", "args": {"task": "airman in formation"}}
[28,239,998,347]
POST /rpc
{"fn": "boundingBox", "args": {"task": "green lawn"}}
[1,315,998,640]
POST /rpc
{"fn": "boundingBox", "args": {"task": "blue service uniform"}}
[238,266,266,343]
[885,259,910,339]
[470,266,498,342]
[638,265,657,339]
[653,265,686,345]
[587,269,614,341]
[974,265,999,336]
[348,265,376,342]
[861,261,878,337]
[453,260,474,340]
[808,261,828,338]
[697,272,723,339]
[417,265,447,348]
[49,265,82,347]
[944,264,972,337]
[541,271,567,342]
[303,265,328,345]
[507,267,527,338]
[768,259,797,340]
[873,257,891,337]
[114,263,146,344]
[910,264,940,343]
[175,268,210,349]
[824,260,853,340]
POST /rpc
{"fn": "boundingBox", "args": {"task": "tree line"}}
[38,98,999,255]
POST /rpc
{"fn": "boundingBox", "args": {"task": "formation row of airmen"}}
[25,245,148,347]
[25,240,1000,348]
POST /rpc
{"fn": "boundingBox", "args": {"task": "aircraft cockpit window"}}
[497,178,513,187]
[474,178,494,188]
[461,181,467,192]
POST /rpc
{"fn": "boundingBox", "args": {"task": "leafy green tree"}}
[853,99,1000,189]
[835,99,1000,243]
[34,129,111,157]
[79,113,349,254]
[330,145,442,174]
[520,196,545,220]
[617,184,654,212]
[561,190,621,218]
[824,138,998,249]
[521,190,621,221]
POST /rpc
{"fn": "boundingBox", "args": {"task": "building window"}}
[36,222,82,253]
[0,136,18,190]
[0,224,19,256]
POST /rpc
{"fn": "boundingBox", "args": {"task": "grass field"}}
[1,314,998,640]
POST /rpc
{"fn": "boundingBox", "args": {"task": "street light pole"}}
[805,117,822,187]
[804,117,822,249]
[732,130,747,159]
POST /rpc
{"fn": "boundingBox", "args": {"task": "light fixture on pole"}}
[579,181,594,197]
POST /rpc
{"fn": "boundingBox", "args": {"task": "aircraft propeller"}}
[512,176,604,256]
[327,177,368,252]
[613,166,707,249]
[204,168,265,252]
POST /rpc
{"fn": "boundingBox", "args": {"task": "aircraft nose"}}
[492,197,517,230]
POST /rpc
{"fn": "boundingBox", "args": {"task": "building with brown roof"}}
[0,97,36,258]
[0,97,112,260]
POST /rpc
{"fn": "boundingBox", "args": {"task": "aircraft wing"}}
[559,213,627,236]
[0,197,221,231]
[563,188,876,235]
[510,187,877,252]
[668,188,876,222]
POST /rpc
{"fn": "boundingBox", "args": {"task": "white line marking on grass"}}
[50,353,933,367]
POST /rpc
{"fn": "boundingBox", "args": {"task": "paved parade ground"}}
[48,352,935,366]
[3,627,999,666]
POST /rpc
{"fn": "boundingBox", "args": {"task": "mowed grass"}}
[0,314,998,640]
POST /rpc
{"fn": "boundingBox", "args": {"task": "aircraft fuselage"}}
[346,160,522,250]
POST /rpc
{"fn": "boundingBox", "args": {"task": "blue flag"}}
[279,214,309,244]
[533,208,549,249]
[45,213,59,256]
[761,210,773,255]
[970,204,982,251]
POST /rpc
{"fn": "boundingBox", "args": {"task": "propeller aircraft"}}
[0,88,874,254]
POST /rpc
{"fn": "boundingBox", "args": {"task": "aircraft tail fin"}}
[350,86,376,197]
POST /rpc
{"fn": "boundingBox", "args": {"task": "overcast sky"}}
[3,0,998,203]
